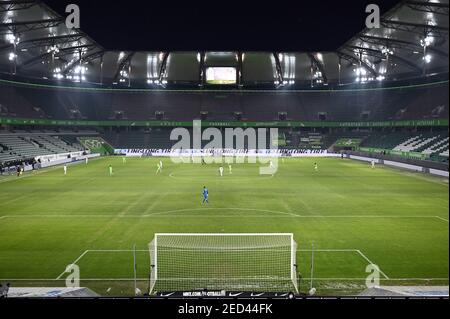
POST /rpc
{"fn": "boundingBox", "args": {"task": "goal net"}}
[149,233,298,294]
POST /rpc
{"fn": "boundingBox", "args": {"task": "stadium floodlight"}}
[423,54,432,64]
[316,53,323,62]
[6,33,19,45]
[421,36,434,47]
[149,233,299,294]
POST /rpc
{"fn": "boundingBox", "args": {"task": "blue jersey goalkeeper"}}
[202,186,209,204]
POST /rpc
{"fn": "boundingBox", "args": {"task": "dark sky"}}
[42,0,402,51]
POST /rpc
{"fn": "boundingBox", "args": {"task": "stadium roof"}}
[0,0,448,88]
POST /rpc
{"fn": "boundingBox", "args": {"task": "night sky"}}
[42,0,402,51]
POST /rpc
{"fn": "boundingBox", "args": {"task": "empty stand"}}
[1,83,447,122]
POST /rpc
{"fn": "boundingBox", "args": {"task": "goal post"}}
[149,233,298,294]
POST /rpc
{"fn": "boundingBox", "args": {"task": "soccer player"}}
[85,157,89,165]
[219,166,224,177]
[202,186,209,205]
[109,165,113,176]
[314,162,318,172]
[228,164,232,175]
[159,160,163,170]
[371,160,376,169]
[63,165,67,176]
[156,162,162,174]
[122,157,127,164]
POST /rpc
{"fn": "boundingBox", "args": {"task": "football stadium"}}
[0,0,448,301]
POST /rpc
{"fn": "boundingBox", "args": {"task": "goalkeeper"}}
[202,186,209,205]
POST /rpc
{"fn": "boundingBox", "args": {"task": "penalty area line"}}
[55,250,89,280]
[356,250,389,280]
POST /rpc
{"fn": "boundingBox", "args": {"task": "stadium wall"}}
[345,152,448,177]
[38,153,100,168]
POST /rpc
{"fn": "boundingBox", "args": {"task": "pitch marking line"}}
[1,214,448,223]
[356,250,389,279]
[144,207,299,217]
[55,250,89,280]
[53,248,390,280]
[435,216,449,223]
[168,171,275,180]
[3,278,448,282]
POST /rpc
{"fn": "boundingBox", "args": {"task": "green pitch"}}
[0,157,448,295]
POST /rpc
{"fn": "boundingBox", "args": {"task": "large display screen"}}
[205,67,236,85]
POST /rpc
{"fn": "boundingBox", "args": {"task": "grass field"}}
[0,156,448,296]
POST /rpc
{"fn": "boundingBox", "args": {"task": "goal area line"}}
[54,248,390,280]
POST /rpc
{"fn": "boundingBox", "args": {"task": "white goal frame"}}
[149,233,298,294]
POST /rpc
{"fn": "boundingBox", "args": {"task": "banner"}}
[0,117,448,128]
[334,138,363,147]
[358,147,429,160]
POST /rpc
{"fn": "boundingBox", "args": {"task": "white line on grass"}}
[51,248,391,282]
[356,250,389,279]
[3,278,448,282]
[1,214,448,222]
[168,171,275,180]
[144,207,299,217]
[435,216,449,223]
[55,250,89,280]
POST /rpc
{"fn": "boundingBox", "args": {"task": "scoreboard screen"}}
[205,67,237,85]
